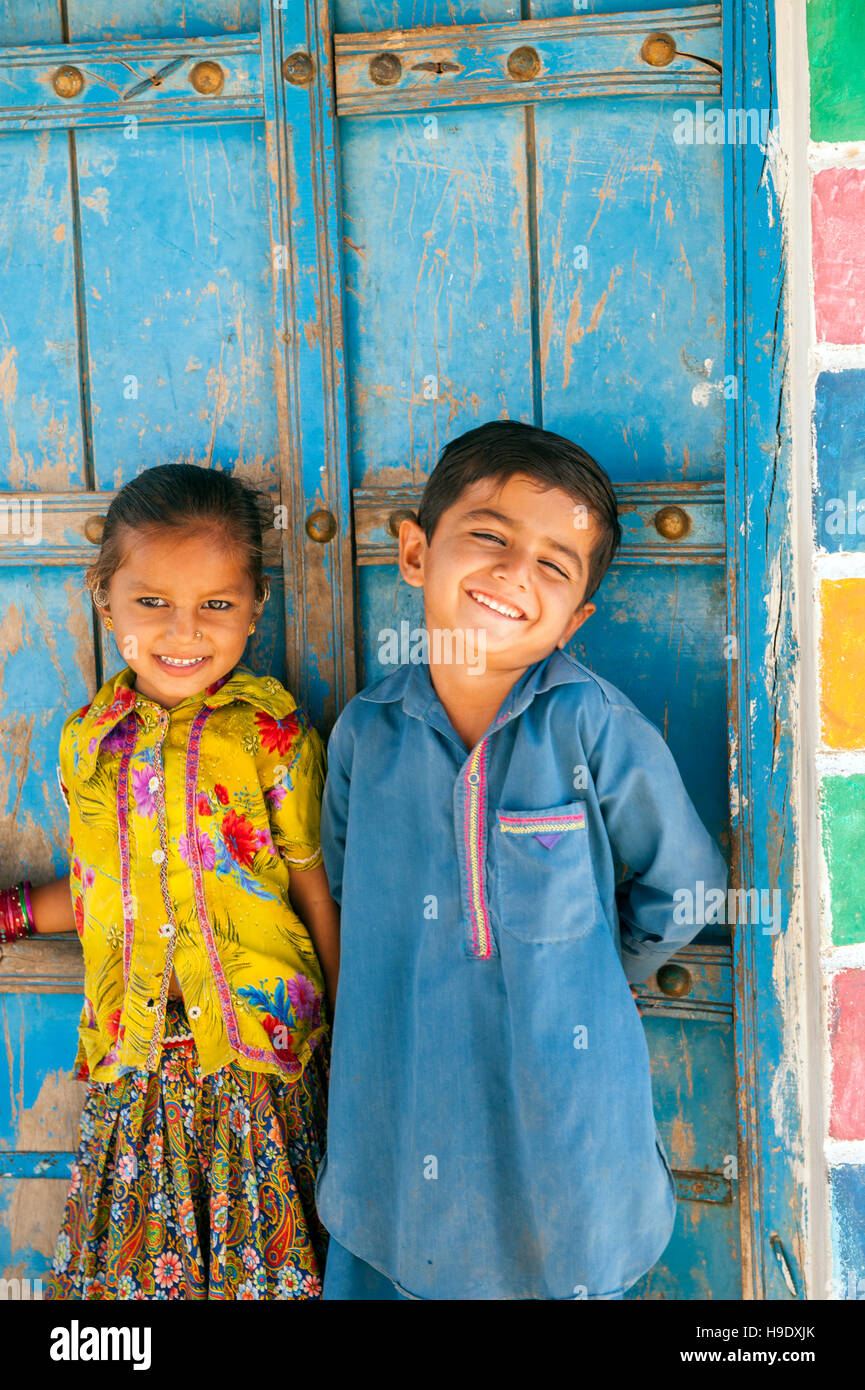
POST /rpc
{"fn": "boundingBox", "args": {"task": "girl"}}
[0,464,340,1300]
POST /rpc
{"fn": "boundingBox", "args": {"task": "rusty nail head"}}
[640,32,677,67]
[656,963,692,998]
[305,509,337,543]
[653,504,690,540]
[53,65,85,99]
[84,515,106,544]
[282,52,315,86]
[189,60,225,95]
[387,508,417,538]
[369,52,402,86]
[507,46,541,81]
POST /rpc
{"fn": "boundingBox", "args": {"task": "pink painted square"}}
[829,969,865,1140]
[812,168,865,345]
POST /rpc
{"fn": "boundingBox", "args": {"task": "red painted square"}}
[829,969,865,1140]
[813,169,865,345]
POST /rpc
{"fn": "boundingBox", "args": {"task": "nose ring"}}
[193,630,202,640]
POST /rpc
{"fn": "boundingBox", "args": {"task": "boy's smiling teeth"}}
[468,590,525,620]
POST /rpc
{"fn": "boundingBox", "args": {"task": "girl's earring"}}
[104,616,114,632]
[248,622,256,636]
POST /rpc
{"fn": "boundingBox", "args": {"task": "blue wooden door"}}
[334,0,742,1300]
[1,0,800,1300]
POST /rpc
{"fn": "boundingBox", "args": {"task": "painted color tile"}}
[807,0,865,143]
[819,579,865,749]
[814,371,865,553]
[820,776,865,946]
[829,1166,865,1299]
[812,170,865,345]
[829,970,865,1140]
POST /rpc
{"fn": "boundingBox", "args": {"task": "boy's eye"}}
[470,531,505,545]
[540,559,569,580]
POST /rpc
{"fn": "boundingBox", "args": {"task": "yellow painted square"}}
[820,578,865,749]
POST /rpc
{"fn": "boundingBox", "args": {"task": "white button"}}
[158,923,174,938]
[188,1005,201,1020]
[152,849,166,864]
[148,776,159,793]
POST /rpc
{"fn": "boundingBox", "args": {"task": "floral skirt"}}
[45,1001,329,1300]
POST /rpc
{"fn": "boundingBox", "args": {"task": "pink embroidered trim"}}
[499,812,586,834]
[185,708,297,1074]
[146,723,180,1071]
[116,720,138,987]
[185,708,243,1050]
[464,739,493,959]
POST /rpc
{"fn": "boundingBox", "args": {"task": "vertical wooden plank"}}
[0,131,85,491]
[337,104,535,490]
[72,120,281,491]
[534,94,725,479]
[724,0,803,1300]
[259,0,355,726]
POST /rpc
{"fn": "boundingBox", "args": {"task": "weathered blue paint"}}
[814,369,865,553]
[0,36,263,133]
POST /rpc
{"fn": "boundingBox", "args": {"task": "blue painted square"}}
[830,1165,865,1298]
[814,371,865,552]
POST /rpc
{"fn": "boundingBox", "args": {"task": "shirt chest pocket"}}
[493,802,598,944]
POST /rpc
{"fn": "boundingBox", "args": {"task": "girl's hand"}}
[2,877,76,936]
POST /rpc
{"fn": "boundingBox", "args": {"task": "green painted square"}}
[808,0,865,142]
[821,775,865,946]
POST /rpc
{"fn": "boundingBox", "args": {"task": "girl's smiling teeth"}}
[155,654,210,670]
[468,589,526,620]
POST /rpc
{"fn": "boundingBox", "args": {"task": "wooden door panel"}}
[75,121,279,487]
[64,0,259,42]
[639,1017,740,1298]
[572,564,729,850]
[339,104,535,486]
[534,95,726,478]
[0,132,85,490]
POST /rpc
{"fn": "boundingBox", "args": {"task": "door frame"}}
[722,0,802,1299]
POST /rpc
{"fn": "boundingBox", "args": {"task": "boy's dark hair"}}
[416,420,621,601]
[85,463,271,607]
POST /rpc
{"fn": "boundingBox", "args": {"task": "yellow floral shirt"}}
[57,664,328,1084]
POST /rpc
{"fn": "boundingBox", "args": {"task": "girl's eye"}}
[137,597,166,608]
[203,600,233,611]
[470,531,505,545]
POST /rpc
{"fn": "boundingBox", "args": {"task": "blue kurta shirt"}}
[316,649,728,1299]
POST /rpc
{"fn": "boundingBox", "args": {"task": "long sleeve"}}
[320,714,351,907]
[587,699,729,984]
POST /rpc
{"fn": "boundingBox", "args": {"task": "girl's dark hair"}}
[416,420,622,601]
[85,464,271,607]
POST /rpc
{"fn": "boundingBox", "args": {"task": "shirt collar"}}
[359,648,590,729]
[72,664,295,781]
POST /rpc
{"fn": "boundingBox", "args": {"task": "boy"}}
[317,420,728,1300]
